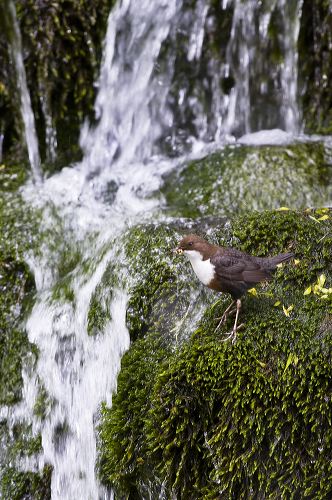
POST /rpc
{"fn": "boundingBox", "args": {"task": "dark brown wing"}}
[210,250,271,299]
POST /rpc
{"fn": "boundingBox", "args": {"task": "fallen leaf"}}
[318,274,326,287]
[317,215,329,221]
[303,286,312,296]
[283,304,294,317]
[277,207,290,211]
[248,287,258,296]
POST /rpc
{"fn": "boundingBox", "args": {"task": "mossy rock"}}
[0,164,39,405]
[98,209,332,498]
[163,143,332,218]
[1,465,52,500]
[87,221,214,342]
[0,163,51,497]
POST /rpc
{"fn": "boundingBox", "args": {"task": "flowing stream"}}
[3,0,307,498]
[6,0,42,183]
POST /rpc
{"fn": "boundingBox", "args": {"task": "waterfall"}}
[3,0,308,498]
[218,0,304,136]
[14,1,184,498]
[5,0,42,183]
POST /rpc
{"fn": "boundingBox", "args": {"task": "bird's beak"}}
[173,247,183,255]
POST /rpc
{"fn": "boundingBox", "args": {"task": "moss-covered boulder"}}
[87,221,214,343]
[163,143,332,218]
[98,209,332,498]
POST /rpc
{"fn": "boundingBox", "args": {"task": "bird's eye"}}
[188,242,193,246]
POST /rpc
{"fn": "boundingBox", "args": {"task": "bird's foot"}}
[221,323,245,344]
[214,300,237,331]
[214,308,236,331]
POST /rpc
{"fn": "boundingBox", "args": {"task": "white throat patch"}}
[184,249,215,286]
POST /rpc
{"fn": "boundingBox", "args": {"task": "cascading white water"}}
[220,0,304,136]
[14,1,186,498]
[81,0,182,171]
[7,0,42,183]
[279,0,304,133]
[3,0,308,498]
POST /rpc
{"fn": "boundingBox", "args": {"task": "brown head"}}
[174,234,213,257]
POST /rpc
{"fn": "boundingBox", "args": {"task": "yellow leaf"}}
[294,259,300,265]
[303,286,312,296]
[276,263,283,268]
[320,295,329,299]
[318,274,326,287]
[274,301,281,307]
[317,215,329,221]
[283,304,294,317]
[283,353,299,374]
[277,207,290,211]
[256,360,267,368]
[284,353,294,372]
[248,287,258,296]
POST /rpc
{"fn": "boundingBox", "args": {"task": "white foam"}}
[238,129,294,146]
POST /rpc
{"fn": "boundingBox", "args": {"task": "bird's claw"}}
[214,308,236,331]
[221,323,245,343]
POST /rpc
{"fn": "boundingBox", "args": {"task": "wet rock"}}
[162,142,332,218]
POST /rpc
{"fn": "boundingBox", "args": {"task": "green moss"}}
[0,420,51,498]
[86,259,118,336]
[33,384,53,420]
[1,465,52,500]
[123,223,198,341]
[0,0,115,163]
[99,209,332,498]
[98,331,169,498]
[87,292,110,336]
[163,143,332,218]
[0,164,51,496]
[0,164,40,406]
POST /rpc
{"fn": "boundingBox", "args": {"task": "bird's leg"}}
[215,299,236,331]
[222,299,244,343]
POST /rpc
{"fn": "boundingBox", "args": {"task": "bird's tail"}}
[267,252,294,269]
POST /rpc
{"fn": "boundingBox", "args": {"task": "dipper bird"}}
[175,234,294,342]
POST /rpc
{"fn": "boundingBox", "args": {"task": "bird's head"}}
[174,234,209,256]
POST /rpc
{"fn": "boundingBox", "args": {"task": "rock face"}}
[98,209,332,499]
[163,142,332,217]
[1,0,332,165]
